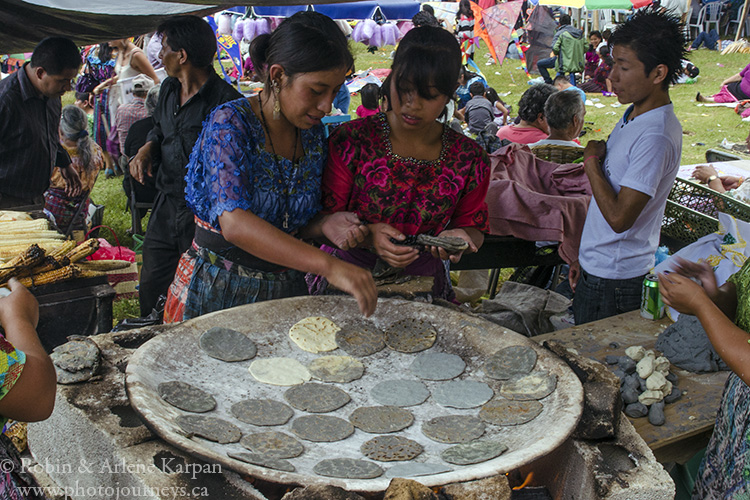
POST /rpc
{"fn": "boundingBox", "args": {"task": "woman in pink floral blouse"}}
[309,26,491,301]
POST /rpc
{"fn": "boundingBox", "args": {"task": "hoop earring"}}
[272,80,281,120]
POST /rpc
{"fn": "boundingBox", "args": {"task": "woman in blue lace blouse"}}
[164,12,377,322]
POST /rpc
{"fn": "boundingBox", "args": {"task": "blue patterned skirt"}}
[693,372,750,499]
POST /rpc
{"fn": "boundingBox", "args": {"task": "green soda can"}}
[640,274,664,320]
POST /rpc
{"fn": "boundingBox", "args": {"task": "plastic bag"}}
[89,238,136,262]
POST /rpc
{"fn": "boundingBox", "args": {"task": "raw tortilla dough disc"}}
[158,381,216,413]
[479,399,543,426]
[199,327,257,362]
[230,399,294,426]
[384,318,437,353]
[422,415,485,444]
[175,415,241,444]
[370,379,430,407]
[240,431,304,459]
[291,415,354,442]
[432,380,494,409]
[500,371,557,401]
[361,435,424,462]
[228,452,295,473]
[289,316,340,353]
[349,405,414,434]
[441,440,508,465]
[313,458,383,479]
[284,383,351,413]
[249,357,311,386]
[409,352,466,380]
[335,321,386,357]
[308,355,365,383]
[483,345,538,380]
[385,463,453,478]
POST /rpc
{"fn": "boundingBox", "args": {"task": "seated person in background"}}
[356,83,380,119]
[115,74,155,167]
[123,85,160,234]
[585,31,603,79]
[456,66,486,109]
[495,83,557,145]
[529,90,585,163]
[73,92,94,137]
[553,75,586,103]
[675,60,700,83]
[696,61,750,102]
[484,87,509,126]
[463,80,495,134]
[692,163,750,202]
[44,105,104,233]
[580,45,614,94]
[0,279,56,498]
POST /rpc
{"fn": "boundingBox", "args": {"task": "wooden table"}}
[534,310,729,464]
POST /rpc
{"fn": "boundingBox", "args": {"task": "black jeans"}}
[139,192,195,317]
[572,268,645,325]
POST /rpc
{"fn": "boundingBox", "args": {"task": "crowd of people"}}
[0,5,748,499]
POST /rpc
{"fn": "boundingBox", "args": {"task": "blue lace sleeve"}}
[186,100,259,227]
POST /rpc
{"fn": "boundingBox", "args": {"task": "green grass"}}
[82,41,746,325]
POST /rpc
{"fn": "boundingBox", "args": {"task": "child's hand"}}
[0,279,39,329]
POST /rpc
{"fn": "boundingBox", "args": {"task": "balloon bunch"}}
[351,20,403,48]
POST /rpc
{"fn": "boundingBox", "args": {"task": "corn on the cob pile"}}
[0,244,47,284]
[26,255,71,276]
[65,239,100,263]
[17,265,80,288]
[0,219,64,248]
[0,241,66,261]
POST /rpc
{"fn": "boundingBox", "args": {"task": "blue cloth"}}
[333,83,351,115]
[184,98,326,233]
[563,85,587,103]
[572,268,645,325]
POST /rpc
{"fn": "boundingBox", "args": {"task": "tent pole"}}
[735,0,750,41]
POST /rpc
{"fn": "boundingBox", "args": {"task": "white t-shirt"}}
[578,103,682,279]
[528,138,583,148]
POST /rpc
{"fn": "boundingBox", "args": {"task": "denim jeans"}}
[572,268,646,325]
[537,56,557,84]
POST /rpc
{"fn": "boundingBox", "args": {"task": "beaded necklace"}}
[258,91,299,229]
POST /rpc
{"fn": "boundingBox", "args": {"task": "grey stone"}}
[621,373,640,392]
[618,356,636,374]
[638,376,648,393]
[624,402,649,418]
[605,355,620,364]
[441,475,512,500]
[666,372,678,384]
[383,478,437,500]
[648,401,666,426]
[664,386,683,404]
[281,485,365,500]
[621,387,640,405]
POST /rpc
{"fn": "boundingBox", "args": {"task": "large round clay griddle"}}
[126,296,583,492]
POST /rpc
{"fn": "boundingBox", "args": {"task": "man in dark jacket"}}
[130,16,241,317]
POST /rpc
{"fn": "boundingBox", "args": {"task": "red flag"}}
[470,1,499,63]
[482,1,524,66]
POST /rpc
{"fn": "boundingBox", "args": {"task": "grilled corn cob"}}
[27,255,71,275]
[65,239,100,263]
[0,244,47,284]
[17,265,79,288]
[48,240,76,259]
[0,242,64,260]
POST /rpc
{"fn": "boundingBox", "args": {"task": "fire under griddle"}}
[126,296,583,493]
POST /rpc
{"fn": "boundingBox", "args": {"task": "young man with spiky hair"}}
[572,7,686,324]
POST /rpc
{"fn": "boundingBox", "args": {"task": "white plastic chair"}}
[688,6,705,39]
[725,8,746,35]
[703,2,723,33]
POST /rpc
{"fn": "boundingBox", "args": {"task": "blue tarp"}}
[253,0,420,20]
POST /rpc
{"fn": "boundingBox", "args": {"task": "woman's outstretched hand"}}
[326,260,378,317]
